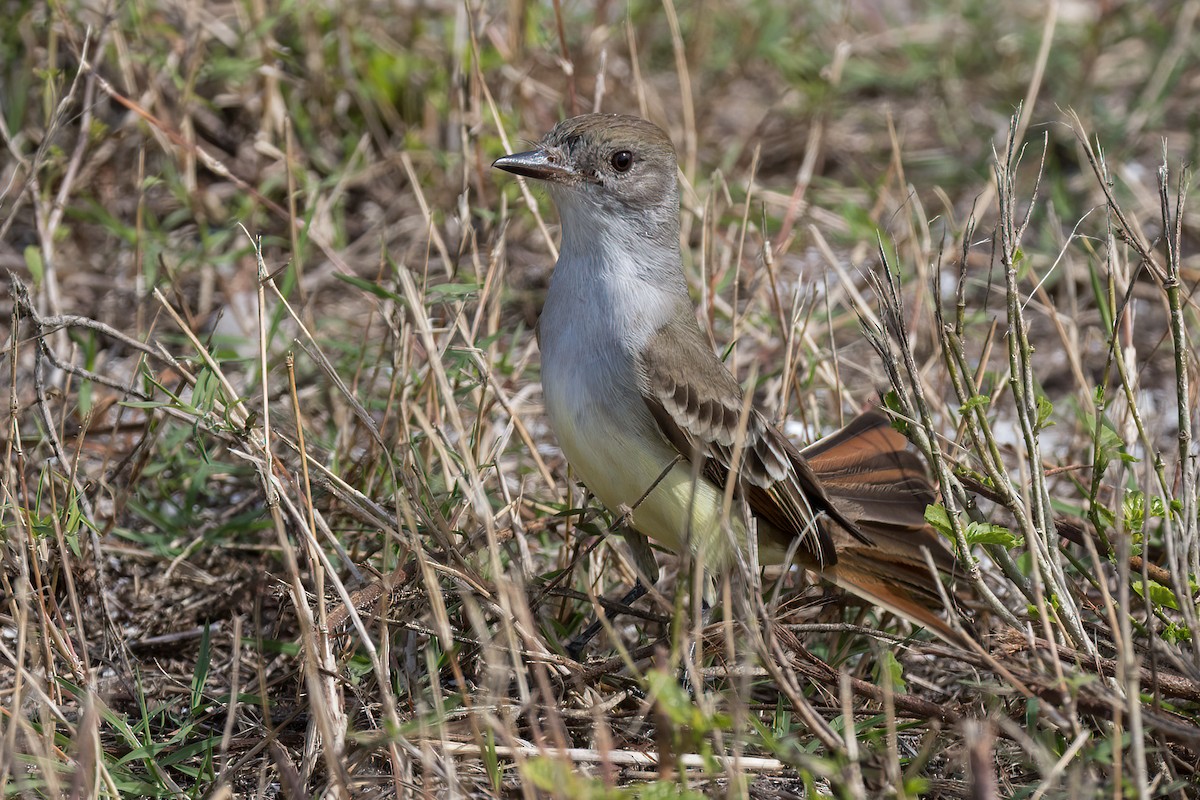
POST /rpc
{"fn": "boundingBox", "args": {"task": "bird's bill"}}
[492,148,574,182]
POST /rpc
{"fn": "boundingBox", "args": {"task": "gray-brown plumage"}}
[494,113,966,645]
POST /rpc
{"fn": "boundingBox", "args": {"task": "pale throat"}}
[549,192,684,343]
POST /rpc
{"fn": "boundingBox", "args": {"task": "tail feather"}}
[825,554,969,647]
[803,410,936,528]
[801,410,968,645]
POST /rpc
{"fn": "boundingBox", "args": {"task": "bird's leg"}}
[566,524,660,661]
[680,573,717,695]
[566,579,649,661]
[680,598,714,696]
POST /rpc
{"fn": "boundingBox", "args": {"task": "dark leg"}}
[566,580,649,661]
[681,598,713,696]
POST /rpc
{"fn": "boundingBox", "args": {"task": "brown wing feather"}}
[637,313,865,565]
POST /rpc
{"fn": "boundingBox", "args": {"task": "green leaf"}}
[882,392,908,432]
[964,521,1020,548]
[190,367,219,413]
[1162,621,1193,644]
[520,757,618,799]
[334,272,402,301]
[638,781,709,800]
[875,649,907,692]
[426,281,480,298]
[1148,496,1168,518]
[1122,490,1145,534]
[191,624,212,713]
[483,729,501,794]
[905,777,931,796]
[959,393,990,415]
[1132,579,1179,610]
[24,245,44,285]
[1035,394,1054,432]
[924,504,954,537]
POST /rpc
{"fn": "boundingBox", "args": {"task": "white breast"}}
[538,263,666,510]
[536,242,744,566]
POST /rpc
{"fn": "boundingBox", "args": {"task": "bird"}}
[493,113,964,646]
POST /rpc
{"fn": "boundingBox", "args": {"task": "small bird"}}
[494,114,962,644]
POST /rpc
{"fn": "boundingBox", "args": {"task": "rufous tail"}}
[803,410,970,647]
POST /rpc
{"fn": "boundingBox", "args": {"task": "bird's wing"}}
[636,315,865,565]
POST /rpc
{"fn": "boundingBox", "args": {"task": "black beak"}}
[492,148,575,182]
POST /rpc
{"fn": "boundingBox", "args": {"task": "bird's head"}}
[493,114,681,245]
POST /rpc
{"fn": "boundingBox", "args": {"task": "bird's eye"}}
[610,150,634,172]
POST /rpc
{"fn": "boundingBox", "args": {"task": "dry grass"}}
[2,0,1199,797]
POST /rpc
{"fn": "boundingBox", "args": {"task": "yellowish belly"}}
[554,416,747,570]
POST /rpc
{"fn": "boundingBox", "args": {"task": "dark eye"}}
[610,150,634,172]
